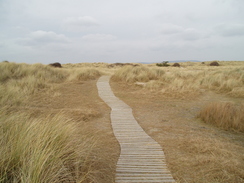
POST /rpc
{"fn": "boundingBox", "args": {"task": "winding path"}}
[97,76,175,183]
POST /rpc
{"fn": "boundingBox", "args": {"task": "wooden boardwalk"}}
[97,76,175,183]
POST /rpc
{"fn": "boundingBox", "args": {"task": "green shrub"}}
[156,61,170,67]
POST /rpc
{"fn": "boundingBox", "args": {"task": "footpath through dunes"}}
[97,76,175,183]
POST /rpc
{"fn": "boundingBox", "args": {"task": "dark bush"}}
[172,63,180,67]
[210,61,219,66]
[49,62,62,68]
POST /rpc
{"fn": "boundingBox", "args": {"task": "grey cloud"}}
[1,0,244,63]
[215,23,244,37]
[181,28,202,41]
[160,24,184,35]
[62,16,99,32]
[160,25,203,41]
[18,30,70,46]
[0,41,5,48]
[81,34,117,42]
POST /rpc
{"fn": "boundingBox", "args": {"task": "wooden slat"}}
[97,76,175,183]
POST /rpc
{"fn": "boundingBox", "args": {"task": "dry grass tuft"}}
[111,65,165,83]
[0,62,68,107]
[159,71,203,97]
[68,68,102,81]
[174,136,244,182]
[201,67,244,97]
[198,102,244,132]
[0,62,67,83]
[0,63,105,107]
[0,111,100,183]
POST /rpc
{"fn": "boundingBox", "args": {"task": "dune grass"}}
[0,62,68,107]
[200,67,244,97]
[198,102,244,132]
[0,112,98,183]
[0,62,109,183]
[68,68,102,81]
[0,62,103,107]
[112,63,244,98]
[111,65,165,83]
[0,62,67,84]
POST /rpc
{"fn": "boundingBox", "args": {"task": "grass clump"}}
[111,62,244,98]
[200,67,244,97]
[159,71,203,97]
[68,68,102,81]
[0,62,67,83]
[112,66,165,83]
[0,111,97,183]
[160,66,244,98]
[0,63,68,107]
[198,102,244,132]
[0,62,104,107]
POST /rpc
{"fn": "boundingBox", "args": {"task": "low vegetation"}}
[156,61,170,67]
[68,68,102,81]
[0,63,67,107]
[198,102,244,132]
[1,60,243,183]
[0,62,104,106]
[210,61,220,66]
[0,62,110,183]
[201,67,244,97]
[49,62,62,68]
[111,65,165,83]
[0,112,98,183]
[172,62,180,67]
[113,62,244,98]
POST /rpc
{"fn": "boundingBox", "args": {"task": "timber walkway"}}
[97,76,175,183]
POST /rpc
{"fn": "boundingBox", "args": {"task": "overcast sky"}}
[1,0,244,64]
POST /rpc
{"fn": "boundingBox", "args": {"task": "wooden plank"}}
[97,76,175,183]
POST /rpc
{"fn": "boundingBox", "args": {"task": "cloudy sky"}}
[1,0,244,64]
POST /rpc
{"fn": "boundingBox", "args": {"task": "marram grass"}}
[198,102,244,132]
[0,62,110,183]
[0,112,97,183]
[0,62,103,107]
[111,65,165,83]
[112,64,244,98]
